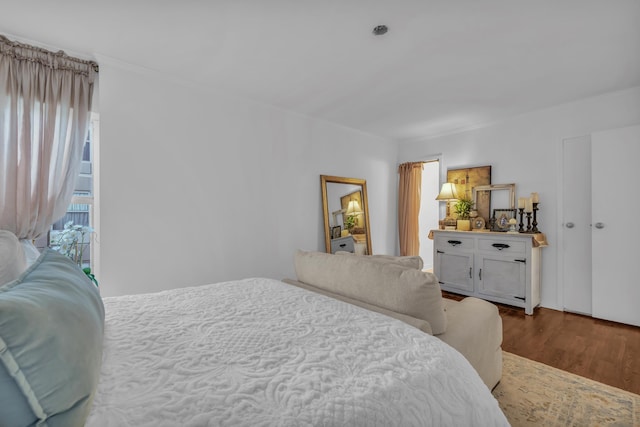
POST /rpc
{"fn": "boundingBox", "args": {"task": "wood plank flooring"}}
[443,292,640,395]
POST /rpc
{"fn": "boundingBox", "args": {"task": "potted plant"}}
[344,214,356,234]
[454,197,474,231]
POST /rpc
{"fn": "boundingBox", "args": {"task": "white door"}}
[591,125,640,327]
[562,136,592,314]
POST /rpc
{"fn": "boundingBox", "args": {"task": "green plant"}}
[344,214,357,231]
[454,197,475,220]
[51,221,98,286]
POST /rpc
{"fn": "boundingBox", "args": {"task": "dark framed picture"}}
[331,225,342,239]
[491,209,517,232]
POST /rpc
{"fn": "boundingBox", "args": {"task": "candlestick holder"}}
[525,212,532,232]
[518,208,525,232]
[532,203,539,233]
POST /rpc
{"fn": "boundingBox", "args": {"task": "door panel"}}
[476,255,525,300]
[592,125,640,327]
[436,252,473,292]
[562,136,592,314]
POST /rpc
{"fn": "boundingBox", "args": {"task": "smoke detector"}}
[372,25,388,36]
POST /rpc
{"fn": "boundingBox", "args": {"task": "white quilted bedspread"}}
[87,278,508,427]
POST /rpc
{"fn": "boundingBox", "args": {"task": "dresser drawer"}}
[331,236,355,253]
[435,235,474,251]
[478,238,526,255]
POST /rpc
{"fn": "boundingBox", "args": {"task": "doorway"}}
[418,160,440,270]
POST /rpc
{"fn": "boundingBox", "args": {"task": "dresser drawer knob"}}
[492,243,510,250]
[447,240,462,246]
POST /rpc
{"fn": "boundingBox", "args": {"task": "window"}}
[34,113,98,270]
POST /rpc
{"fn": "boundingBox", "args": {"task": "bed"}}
[87,277,507,426]
[0,248,508,426]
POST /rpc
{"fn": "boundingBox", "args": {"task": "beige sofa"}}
[284,250,502,389]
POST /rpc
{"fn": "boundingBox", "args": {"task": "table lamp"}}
[436,183,458,229]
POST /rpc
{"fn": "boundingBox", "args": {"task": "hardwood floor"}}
[443,292,640,395]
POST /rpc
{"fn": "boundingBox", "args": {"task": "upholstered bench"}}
[284,250,502,389]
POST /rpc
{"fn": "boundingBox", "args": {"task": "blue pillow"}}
[0,249,105,427]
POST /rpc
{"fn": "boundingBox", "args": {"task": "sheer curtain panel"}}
[0,35,97,243]
[398,162,423,256]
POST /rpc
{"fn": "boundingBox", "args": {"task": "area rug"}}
[493,352,639,426]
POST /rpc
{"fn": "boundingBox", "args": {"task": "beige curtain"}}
[0,35,97,241]
[398,162,423,256]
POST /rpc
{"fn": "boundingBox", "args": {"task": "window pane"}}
[46,118,96,269]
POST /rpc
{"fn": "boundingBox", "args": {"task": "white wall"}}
[98,61,397,297]
[398,86,640,310]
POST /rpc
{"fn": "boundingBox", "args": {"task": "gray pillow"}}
[0,249,105,427]
[294,250,447,334]
[335,252,424,269]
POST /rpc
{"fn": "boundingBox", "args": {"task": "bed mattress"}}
[87,278,507,426]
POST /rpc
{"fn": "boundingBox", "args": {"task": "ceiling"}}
[1,1,639,142]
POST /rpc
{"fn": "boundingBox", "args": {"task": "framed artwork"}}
[331,225,341,239]
[472,217,486,230]
[491,209,517,232]
[473,184,516,215]
[447,166,492,223]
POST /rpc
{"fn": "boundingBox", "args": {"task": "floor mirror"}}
[320,175,372,255]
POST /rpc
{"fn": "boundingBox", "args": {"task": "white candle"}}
[518,197,526,209]
[531,192,539,203]
[525,198,533,213]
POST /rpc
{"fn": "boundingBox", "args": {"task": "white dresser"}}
[431,230,545,314]
[330,236,355,254]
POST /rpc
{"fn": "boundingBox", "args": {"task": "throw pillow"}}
[0,249,105,427]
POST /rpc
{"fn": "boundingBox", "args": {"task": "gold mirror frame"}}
[321,175,372,255]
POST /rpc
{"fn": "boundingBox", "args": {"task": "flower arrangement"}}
[51,221,98,286]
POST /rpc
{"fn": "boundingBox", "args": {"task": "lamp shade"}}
[346,200,362,215]
[436,183,458,200]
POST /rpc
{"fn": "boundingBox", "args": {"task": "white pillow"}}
[0,230,27,286]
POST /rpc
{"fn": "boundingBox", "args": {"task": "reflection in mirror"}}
[321,175,372,255]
